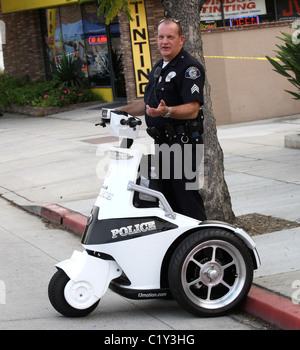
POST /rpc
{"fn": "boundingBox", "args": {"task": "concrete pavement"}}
[1,106,300,329]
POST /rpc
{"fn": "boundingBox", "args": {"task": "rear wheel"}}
[168,228,253,317]
[48,269,100,317]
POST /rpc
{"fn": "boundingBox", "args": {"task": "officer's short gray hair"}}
[158,18,183,36]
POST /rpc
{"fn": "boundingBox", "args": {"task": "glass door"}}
[82,3,126,99]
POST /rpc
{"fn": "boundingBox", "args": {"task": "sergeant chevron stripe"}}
[191,84,199,94]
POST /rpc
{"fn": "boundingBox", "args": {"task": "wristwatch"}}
[162,106,171,118]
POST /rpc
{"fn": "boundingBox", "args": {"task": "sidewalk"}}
[1,106,300,329]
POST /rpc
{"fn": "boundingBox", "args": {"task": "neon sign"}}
[230,15,259,26]
[88,35,107,45]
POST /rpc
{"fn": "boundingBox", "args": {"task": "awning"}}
[1,0,85,13]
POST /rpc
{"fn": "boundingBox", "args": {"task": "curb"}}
[243,285,300,330]
[39,203,300,330]
[41,204,87,236]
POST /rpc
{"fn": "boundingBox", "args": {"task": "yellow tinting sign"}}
[128,0,152,98]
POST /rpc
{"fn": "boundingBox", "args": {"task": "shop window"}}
[82,3,126,97]
[44,2,126,97]
[276,0,300,21]
[45,3,111,87]
[82,3,110,87]
[45,6,87,79]
[200,0,300,30]
[59,5,87,78]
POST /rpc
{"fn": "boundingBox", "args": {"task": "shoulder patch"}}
[185,66,201,80]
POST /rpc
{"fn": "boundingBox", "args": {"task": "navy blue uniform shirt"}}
[144,48,205,128]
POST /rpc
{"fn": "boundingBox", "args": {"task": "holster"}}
[185,109,204,142]
[146,126,165,143]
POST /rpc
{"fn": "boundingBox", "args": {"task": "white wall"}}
[202,24,300,125]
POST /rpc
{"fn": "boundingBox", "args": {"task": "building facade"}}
[0,0,299,124]
[0,0,164,103]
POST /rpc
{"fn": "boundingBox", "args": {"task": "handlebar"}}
[95,109,142,129]
[120,117,142,128]
[95,109,141,145]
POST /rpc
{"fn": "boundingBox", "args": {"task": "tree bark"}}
[161,0,235,223]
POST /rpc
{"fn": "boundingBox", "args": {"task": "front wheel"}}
[48,269,100,317]
[168,228,253,317]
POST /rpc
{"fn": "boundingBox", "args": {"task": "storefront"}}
[200,0,300,29]
[0,0,128,102]
[0,0,299,118]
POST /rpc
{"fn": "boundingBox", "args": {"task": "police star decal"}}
[191,84,200,94]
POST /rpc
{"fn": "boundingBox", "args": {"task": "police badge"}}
[165,71,176,82]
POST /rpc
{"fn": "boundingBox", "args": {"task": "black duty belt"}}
[146,110,204,144]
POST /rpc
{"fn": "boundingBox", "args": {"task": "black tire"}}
[48,269,100,317]
[168,228,253,317]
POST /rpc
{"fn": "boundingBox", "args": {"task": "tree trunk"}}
[161,0,235,223]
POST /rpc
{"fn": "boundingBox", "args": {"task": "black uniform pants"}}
[155,137,207,221]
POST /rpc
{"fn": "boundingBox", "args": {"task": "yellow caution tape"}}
[204,55,279,61]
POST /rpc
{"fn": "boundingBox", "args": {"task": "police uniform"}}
[144,48,207,221]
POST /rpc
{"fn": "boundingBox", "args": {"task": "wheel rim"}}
[64,280,96,310]
[181,239,247,310]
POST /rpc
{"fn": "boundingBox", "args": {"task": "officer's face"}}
[157,22,185,62]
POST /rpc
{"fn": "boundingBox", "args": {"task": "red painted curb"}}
[40,203,86,236]
[243,285,300,330]
[63,212,87,236]
[41,204,72,225]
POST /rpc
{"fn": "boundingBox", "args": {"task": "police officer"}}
[120,18,207,221]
